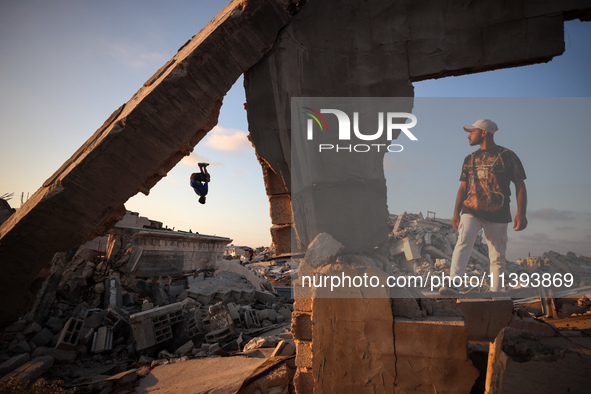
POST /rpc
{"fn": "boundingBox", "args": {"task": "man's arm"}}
[513,179,528,231]
[452,181,468,231]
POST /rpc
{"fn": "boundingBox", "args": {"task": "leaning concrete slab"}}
[0,0,297,328]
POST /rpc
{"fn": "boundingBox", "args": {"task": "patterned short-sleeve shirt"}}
[460,145,526,223]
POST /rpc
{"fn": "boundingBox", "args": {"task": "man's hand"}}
[452,214,461,231]
[513,212,528,231]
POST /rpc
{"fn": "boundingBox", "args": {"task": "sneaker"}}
[438,286,461,296]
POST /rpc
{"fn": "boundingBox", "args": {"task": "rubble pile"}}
[0,245,295,392]
[248,259,294,286]
[388,212,591,292]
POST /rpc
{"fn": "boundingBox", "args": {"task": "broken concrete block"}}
[23,322,42,337]
[104,305,128,332]
[485,327,591,393]
[84,309,107,329]
[175,340,194,356]
[106,368,139,386]
[129,303,184,350]
[226,302,241,322]
[203,302,235,334]
[243,336,280,351]
[168,283,186,298]
[104,276,123,308]
[207,343,221,356]
[55,317,84,351]
[91,326,113,353]
[277,306,292,322]
[304,233,344,268]
[243,308,261,328]
[205,326,236,343]
[402,237,422,260]
[123,292,138,306]
[30,328,53,347]
[0,356,54,382]
[8,339,31,354]
[152,281,170,307]
[258,308,279,323]
[456,298,513,339]
[45,317,65,334]
[255,290,276,303]
[508,317,555,337]
[270,340,296,357]
[394,317,479,393]
[185,306,208,339]
[32,347,76,363]
[0,353,30,376]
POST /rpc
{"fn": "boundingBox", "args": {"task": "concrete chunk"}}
[1,356,54,382]
[0,353,31,376]
[456,298,513,339]
[485,327,591,393]
[55,317,84,351]
[394,317,479,393]
[304,233,344,268]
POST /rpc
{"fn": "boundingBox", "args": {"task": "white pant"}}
[450,214,508,291]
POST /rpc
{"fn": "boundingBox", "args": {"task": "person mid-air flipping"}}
[190,162,210,205]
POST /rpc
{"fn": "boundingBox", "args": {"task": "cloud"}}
[528,208,578,221]
[180,153,210,167]
[204,126,252,153]
[555,226,576,231]
[106,41,167,69]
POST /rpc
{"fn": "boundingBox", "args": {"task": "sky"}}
[0,1,590,260]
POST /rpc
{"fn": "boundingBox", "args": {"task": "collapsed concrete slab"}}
[0,0,298,328]
[485,327,591,393]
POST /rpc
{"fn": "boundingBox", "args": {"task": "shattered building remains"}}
[1,0,591,392]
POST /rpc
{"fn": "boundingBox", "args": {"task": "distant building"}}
[80,210,232,277]
[224,245,251,258]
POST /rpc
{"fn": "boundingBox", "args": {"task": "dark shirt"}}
[460,145,526,223]
[190,179,208,196]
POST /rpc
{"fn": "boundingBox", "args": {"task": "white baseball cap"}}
[463,119,498,134]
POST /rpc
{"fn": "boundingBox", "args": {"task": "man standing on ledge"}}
[190,162,210,205]
[440,119,528,295]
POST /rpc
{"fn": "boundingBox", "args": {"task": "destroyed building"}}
[1,0,591,393]
[0,211,297,392]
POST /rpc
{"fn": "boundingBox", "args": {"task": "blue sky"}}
[0,1,590,259]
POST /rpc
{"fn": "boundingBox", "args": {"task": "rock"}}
[23,322,42,336]
[304,233,344,268]
[175,340,195,356]
[8,340,31,354]
[243,336,279,352]
[30,328,53,347]
[485,327,591,393]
